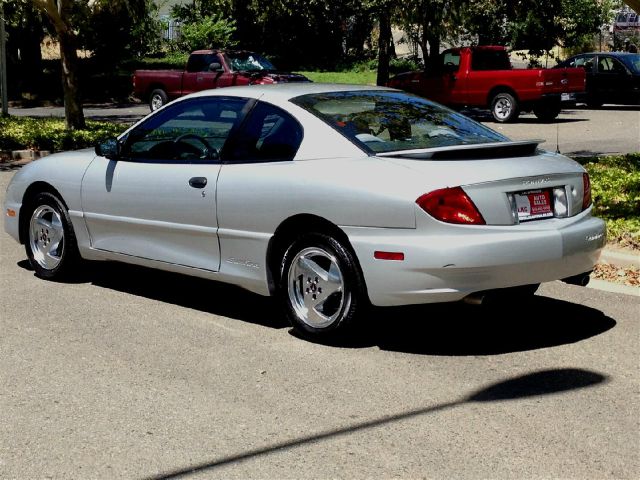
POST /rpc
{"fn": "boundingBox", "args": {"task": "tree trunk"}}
[58,27,85,130]
[376,11,391,86]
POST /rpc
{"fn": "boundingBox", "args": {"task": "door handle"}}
[189,177,207,188]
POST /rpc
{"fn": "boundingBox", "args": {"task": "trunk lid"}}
[378,147,587,225]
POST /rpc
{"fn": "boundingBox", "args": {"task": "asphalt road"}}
[8,102,640,156]
[0,170,638,479]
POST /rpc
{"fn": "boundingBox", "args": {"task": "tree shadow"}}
[142,367,608,480]
[34,260,616,356]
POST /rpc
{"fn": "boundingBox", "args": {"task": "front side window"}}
[598,56,626,74]
[122,97,248,162]
[569,55,595,70]
[292,91,507,155]
[621,53,640,73]
[442,51,461,70]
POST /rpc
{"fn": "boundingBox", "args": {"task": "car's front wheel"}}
[279,233,366,339]
[25,192,80,280]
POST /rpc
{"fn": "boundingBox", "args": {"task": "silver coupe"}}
[4,84,606,339]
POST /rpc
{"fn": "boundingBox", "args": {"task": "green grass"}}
[297,70,377,85]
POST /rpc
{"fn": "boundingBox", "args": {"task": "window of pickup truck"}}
[186,53,220,72]
[442,51,460,70]
[471,50,512,71]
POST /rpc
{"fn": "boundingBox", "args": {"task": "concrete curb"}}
[599,248,640,269]
[587,279,639,297]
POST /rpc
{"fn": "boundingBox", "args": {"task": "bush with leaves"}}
[0,117,128,152]
[176,15,237,51]
[578,154,640,249]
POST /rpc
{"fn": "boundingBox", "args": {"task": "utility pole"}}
[0,2,8,117]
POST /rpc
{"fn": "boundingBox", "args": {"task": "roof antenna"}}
[555,121,561,154]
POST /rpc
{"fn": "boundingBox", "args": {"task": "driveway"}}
[0,169,638,479]
[8,104,640,156]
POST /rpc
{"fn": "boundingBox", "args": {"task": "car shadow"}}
[47,260,616,356]
[358,298,616,355]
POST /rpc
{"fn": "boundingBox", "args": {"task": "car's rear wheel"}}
[533,101,561,122]
[491,92,520,123]
[279,233,366,339]
[149,88,168,111]
[25,192,80,280]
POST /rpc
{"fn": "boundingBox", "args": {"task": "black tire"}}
[491,92,520,123]
[24,192,80,280]
[533,101,561,122]
[149,88,168,111]
[586,96,603,108]
[279,233,367,340]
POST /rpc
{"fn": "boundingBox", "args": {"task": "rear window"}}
[291,90,507,154]
[471,50,512,71]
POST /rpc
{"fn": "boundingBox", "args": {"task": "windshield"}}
[225,52,275,72]
[292,91,508,154]
[620,54,640,74]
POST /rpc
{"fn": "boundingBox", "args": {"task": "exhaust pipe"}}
[561,272,591,287]
[463,293,485,305]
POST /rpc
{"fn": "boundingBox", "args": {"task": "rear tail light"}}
[582,173,592,210]
[416,187,485,225]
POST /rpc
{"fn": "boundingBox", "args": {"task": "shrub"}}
[0,117,128,152]
[176,15,237,52]
[578,154,640,249]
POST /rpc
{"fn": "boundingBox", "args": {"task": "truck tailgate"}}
[541,67,586,94]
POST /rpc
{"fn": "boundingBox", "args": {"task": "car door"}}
[81,96,251,271]
[418,50,463,105]
[595,55,631,104]
[182,53,233,94]
[215,101,304,277]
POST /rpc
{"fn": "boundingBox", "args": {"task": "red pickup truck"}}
[133,50,310,111]
[388,46,586,122]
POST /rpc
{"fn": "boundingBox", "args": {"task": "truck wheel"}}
[533,101,561,122]
[149,89,168,111]
[491,92,519,123]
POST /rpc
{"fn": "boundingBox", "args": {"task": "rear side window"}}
[186,53,220,72]
[224,102,303,162]
[471,50,511,71]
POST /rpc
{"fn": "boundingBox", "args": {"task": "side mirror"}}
[208,62,224,72]
[95,138,121,160]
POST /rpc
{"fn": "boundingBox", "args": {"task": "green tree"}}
[398,0,468,67]
[465,0,614,56]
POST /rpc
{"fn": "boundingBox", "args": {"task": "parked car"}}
[133,49,310,111]
[388,46,586,122]
[555,52,640,107]
[4,84,605,340]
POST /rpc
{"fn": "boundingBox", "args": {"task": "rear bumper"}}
[344,212,606,307]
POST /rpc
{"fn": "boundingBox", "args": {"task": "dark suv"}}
[556,52,640,107]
